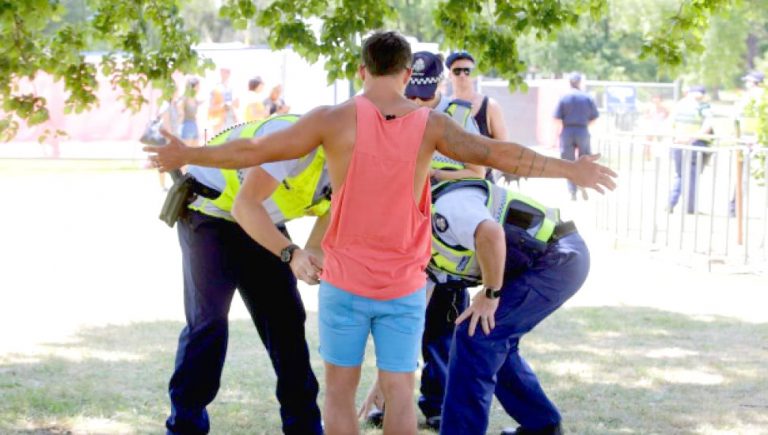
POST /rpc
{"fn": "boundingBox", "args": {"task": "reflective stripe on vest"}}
[429,179,559,282]
[188,115,331,223]
[738,95,761,136]
[673,100,707,136]
[430,100,474,171]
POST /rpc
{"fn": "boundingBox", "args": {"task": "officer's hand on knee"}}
[455,292,499,337]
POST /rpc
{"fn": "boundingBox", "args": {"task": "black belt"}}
[189,178,221,199]
[549,221,577,243]
[169,170,221,200]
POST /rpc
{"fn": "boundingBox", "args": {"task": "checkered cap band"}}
[410,75,443,86]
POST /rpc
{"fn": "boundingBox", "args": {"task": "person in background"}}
[157,84,181,191]
[264,84,290,116]
[643,94,670,160]
[446,50,510,182]
[730,71,764,217]
[208,67,238,133]
[242,76,268,122]
[179,77,202,147]
[553,72,600,201]
[669,85,713,215]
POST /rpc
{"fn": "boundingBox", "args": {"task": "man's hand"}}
[357,377,384,421]
[570,154,618,194]
[455,291,500,337]
[143,128,191,172]
[289,249,323,285]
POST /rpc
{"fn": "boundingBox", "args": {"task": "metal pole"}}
[678,148,687,251]
[708,151,717,262]
[640,139,647,241]
[725,150,733,256]
[693,150,703,253]
[665,144,672,248]
[652,154,660,245]
[615,138,621,237]
[626,138,634,238]
[605,141,616,235]
[743,151,751,264]
[763,151,768,260]
[736,149,744,245]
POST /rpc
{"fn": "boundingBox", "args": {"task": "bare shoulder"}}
[309,100,355,126]
[425,109,450,141]
[487,97,504,113]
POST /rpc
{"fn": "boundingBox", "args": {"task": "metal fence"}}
[592,133,768,269]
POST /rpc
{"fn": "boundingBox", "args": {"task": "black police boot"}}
[365,407,384,428]
[500,422,563,435]
[425,415,441,431]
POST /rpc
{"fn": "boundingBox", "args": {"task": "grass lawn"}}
[1,161,766,434]
[1,306,766,434]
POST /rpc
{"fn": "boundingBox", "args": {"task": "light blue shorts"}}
[318,281,426,373]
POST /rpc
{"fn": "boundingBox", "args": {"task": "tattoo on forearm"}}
[443,118,491,164]
[526,151,536,177]
[511,147,525,175]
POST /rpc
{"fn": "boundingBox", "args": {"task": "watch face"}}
[281,244,298,263]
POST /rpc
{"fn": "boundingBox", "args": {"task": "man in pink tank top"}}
[146,31,617,435]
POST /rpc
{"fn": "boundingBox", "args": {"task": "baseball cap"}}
[405,51,444,100]
[568,72,583,83]
[445,51,475,68]
[742,71,764,84]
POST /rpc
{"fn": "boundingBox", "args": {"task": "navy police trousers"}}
[440,232,590,435]
[419,280,469,419]
[165,211,322,435]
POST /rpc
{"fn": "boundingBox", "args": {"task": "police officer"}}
[669,85,713,215]
[730,71,764,216]
[164,115,328,435]
[405,51,486,181]
[431,179,589,435]
[553,72,600,201]
[735,71,765,140]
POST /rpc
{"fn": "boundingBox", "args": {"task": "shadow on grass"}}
[1,307,766,434]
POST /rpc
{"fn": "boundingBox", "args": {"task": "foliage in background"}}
[749,89,768,182]
[0,0,209,142]
[685,0,768,93]
[0,0,762,141]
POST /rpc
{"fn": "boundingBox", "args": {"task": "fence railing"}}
[592,132,768,268]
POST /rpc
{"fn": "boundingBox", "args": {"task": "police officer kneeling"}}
[430,179,589,435]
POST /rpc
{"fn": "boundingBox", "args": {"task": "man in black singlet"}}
[446,51,512,182]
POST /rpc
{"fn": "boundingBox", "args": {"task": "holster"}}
[159,171,222,228]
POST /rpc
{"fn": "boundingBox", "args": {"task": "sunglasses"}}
[451,67,473,76]
[407,94,436,102]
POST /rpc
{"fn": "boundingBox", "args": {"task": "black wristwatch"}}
[280,244,300,263]
[484,287,502,299]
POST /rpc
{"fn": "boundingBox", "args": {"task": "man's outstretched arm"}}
[144,107,329,171]
[433,112,617,193]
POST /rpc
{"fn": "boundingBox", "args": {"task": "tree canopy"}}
[0,0,755,141]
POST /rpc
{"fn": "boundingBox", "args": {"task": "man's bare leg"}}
[324,362,361,435]
[379,369,418,435]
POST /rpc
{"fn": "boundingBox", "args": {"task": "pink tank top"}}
[320,95,432,300]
